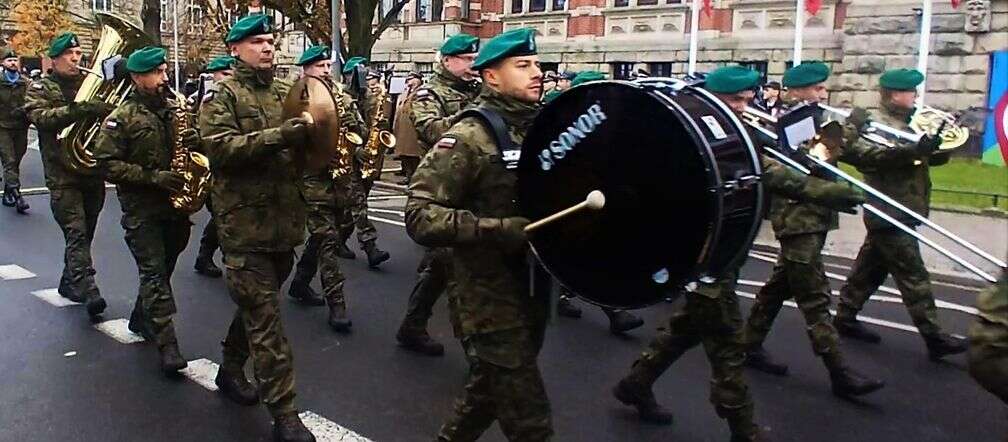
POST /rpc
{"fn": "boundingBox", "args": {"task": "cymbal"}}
[282,75,340,171]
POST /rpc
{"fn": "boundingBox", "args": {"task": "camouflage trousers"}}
[0,128,28,187]
[743,233,840,357]
[438,325,552,442]
[221,251,298,418]
[969,320,1008,404]
[292,203,348,304]
[338,169,378,248]
[838,228,941,336]
[122,215,191,346]
[399,247,451,335]
[626,269,757,438]
[50,184,105,301]
[197,195,218,258]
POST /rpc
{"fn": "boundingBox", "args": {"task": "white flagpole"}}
[916,0,932,105]
[332,0,342,74]
[793,0,804,65]
[173,0,180,91]
[688,0,699,75]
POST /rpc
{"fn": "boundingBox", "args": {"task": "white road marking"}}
[64,351,77,357]
[369,208,404,216]
[0,264,36,280]
[21,183,117,196]
[299,411,373,442]
[181,358,220,391]
[367,195,408,201]
[735,279,979,316]
[29,141,38,151]
[368,215,405,227]
[31,288,79,307]
[93,319,145,344]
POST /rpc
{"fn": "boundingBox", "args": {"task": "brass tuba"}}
[167,89,211,214]
[360,85,395,180]
[910,105,970,151]
[59,12,154,174]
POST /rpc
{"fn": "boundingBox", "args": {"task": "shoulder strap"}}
[457,107,521,169]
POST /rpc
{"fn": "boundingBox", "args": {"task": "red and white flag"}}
[951,0,962,8]
[806,0,822,15]
[702,0,713,18]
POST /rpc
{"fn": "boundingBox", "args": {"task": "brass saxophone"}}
[331,84,363,180]
[168,89,211,214]
[360,85,395,180]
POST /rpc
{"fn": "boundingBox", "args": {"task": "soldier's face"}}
[212,69,233,82]
[52,48,83,76]
[303,60,331,78]
[130,64,169,95]
[557,78,571,91]
[543,79,556,91]
[887,89,917,110]
[715,90,755,115]
[367,77,379,88]
[482,55,542,104]
[2,58,19,72]
[231,35,275,69]
[788,83,827,103]
[762,87,779,100]
[443,53,477,81]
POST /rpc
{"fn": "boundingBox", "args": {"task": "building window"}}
[737,61,769,82]
[552,0,566,11]
[92,0,113,12]
[379,0,402,24]
[613,0,629,6]
[648,62,672,77]
[611,62,634,80]
[614,0,681,6]
[416,0,443,22]
[638,0,659,5]
[461,0,470,19]
[510,0,565,13]
[160,0,170,32]
[187,0,204,33]
[511,0,523,13]
[415,62,434,75]
[530,0,546,12]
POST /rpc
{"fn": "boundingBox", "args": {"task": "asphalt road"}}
[0,145,1005,442]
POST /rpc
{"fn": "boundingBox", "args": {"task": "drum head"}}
[282,76,340,171]
[518,81,716,309]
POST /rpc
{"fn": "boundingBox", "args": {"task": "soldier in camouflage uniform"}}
[198,15,315,442]
[0,47,30,213]
[337,61,391,268]
[835,68,967,361]
[24,33,114,320]
[740,62,884,398]
[406,28,552,441]
[968,268,1007,404]
[288,44,367,333]
[93,47,194,376]
[396,33,481,356]
[613,66,865,442]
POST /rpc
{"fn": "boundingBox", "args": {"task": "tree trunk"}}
[141,0,162,44]
[344,0,377,58]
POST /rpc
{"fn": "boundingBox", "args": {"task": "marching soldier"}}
[92,47,194,376]
[612,65,866,442]
[740,61,885,398]
[1,47,30,213]
[406,28,553,441]
[288,44,368,333]
[834,68,966,361]
[25,32,113,320]
[336,60,391,268]
[968,267,1007,404]
[192,55,236,278]
[199,15,316,441]
[396,33,481,356]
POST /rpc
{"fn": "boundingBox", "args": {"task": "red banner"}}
[951,0,962,9]
[703,0,713,18]
[806,0,822,16]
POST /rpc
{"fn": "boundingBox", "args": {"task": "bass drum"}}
[517,79,764,309]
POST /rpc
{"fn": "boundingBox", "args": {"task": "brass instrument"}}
[167,89,211,214]
[282,76,343,172]
[910,105,970,151]
[331,83,363,180]
[59,12,154,174]
[360,86,396,180]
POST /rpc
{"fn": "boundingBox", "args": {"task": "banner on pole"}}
[982,50,1007,166]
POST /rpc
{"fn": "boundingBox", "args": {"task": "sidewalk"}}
[754,209,1007,285]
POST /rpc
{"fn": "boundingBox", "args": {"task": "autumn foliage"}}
[9,0,76,56]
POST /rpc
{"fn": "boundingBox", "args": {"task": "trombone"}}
[740,115,1004,283]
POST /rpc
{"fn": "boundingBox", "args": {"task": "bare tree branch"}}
[372,0,408,41]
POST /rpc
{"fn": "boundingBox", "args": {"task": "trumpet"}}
[817,103,970,152]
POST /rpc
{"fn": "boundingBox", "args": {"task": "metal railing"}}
[932,187,1008,210]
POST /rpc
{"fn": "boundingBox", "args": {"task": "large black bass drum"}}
[517,79,764,309]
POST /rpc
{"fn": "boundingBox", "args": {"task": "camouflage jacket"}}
[93,91,192,220]
[199,61,305,253]
[841,104,935,231]
[405,87,543,337]
[24,72,103,189]
[969,270,1008,351]
[410,64,480,155]
[0,73,29,129]
[303,79,365,207]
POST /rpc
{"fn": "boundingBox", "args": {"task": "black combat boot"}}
[612,377,674,425]
[85,293,107,320]
[287,281,326,306]
[215,367,259,405]
[327,301,352,333]
[363,241,390,269]
[604,309,645,334]
[744,346,790,376]
[194,252,222,278]
[159,341,188,376]
[833,312,881,344]
[272,412,316,442]
[556,296,582,318]
[923,333,967,361]
[1,185,14,207]
[12,188,28,214]
[823,353,884,398]
[396,326,445,356]
[336,241,355,259]
[58,278,85,303]
[127,303,156,342]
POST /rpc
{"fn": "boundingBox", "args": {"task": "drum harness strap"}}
[456,107,522,170]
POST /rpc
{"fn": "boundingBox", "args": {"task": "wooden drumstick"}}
[524,190,605,233]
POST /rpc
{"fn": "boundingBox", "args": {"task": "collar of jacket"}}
[881,100,914,124]
[132,88,169,114]
[234,60,274,89]
[51,70,82,87]
[434,63,477,94]
[477,86,539,130]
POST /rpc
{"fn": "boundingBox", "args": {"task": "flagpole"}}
[917,0,932,105]
[173,0,180,91]
[793,0,804,65]
[332,0,342,74]
[688,0,699,75]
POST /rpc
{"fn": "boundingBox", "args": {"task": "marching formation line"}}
[735,279,979,316]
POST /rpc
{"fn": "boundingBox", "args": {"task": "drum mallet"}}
[524,190,606,233]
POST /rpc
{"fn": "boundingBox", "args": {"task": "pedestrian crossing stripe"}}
[299,411,373,442]
[31,288,78,307]
[0,264,36,280]
[93,319,145,344]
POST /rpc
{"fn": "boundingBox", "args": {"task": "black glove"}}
[804,179,865,214]
[84,100,115,118]
[916,120,946,156]
[153,170,186,192]
[489,216,530,251]
[279,116,312,144]
[178,127,201,148]
[847,107,870,131]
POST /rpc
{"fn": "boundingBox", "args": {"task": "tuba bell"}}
[59,12,154,174]
[910,105,970,152]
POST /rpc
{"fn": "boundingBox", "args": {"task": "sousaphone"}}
[282,76,341,171]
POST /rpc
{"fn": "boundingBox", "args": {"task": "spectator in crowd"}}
[393,72,424,184]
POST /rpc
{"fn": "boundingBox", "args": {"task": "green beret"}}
[225,14,272,44]
[879,68,924,91]
[782,61,830,88]
[1,48,17,60]
[342,56,367,74]
[205,56,235,73]
[543,89,562,103]
[471,28,537,70]
[571,71,605,87]
[126,46,167,73]
[440,33,479,56]
[705,65,761,94]
[47,32,80,58]
[296,45,330,67]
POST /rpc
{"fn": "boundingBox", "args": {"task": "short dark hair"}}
[763,81,781,90]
